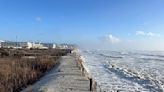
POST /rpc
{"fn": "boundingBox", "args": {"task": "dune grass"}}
[0,49,71,92]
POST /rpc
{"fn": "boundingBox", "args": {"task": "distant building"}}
[1,41,31,49]
[0,40,4,42]
[0,41,58,49]
[41,43,56,49]
[31,42,44,49]
[26,42,33,49]
[52,44,56,48]
[56,44,74,49]
[0,40,5,48]
[1,41,19,48]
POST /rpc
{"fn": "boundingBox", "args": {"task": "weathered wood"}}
[22,54,91,92]
[76,55,98,92]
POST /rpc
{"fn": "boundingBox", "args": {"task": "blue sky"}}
[0,0,164,50]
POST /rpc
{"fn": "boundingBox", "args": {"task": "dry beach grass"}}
[0,49,71,92]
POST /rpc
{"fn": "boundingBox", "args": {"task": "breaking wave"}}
[80,50,164,92]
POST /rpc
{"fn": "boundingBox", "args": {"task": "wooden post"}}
[82,67,84,76]
[89,78,92,91]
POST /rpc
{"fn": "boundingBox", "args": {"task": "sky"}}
[0,0,164,50]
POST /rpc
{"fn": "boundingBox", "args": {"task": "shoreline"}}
[79,50,164,92]
[72,49,101,92]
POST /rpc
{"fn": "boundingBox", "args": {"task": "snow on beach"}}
[80,50,164,92]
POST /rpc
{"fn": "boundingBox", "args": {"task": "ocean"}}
[80,50,164,92]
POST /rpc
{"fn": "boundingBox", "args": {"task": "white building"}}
[41,43,56,49]
[31,42,44,49]
[56,44,75,49]
[1,41,27,48]
[0,41,57,49]
[0,40,5,48]
[56,44,69,49]
[26,42,33,49]
[0,41,34,49]
[52,44,56,48]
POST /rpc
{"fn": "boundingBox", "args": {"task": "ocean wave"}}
[140,57,164,62]
[105,62,163,92]
[98,53,123,59]
[81,50,164,91]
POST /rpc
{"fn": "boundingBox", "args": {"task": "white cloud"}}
[136,31,160,37]
[147,32,155,36]
[104,34,120,44]
[136,31,145,36]
[147,32,160,37]
[81,33,164,51]
[36,17,42,22]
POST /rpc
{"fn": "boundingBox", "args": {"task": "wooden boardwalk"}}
[22,54,91,92]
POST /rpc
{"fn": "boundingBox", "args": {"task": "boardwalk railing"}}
[72,50,102,92]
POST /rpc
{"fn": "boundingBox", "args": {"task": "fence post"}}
[89,78,92,91]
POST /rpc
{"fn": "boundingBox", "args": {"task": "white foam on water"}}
[80,50,164,92]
